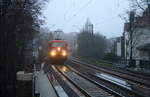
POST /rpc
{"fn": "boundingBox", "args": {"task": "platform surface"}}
[35,71,57,97]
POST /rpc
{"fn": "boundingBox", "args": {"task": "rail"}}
[69,59,150,97]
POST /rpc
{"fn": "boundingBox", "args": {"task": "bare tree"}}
[130,0,150,16]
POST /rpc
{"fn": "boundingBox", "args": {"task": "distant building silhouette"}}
[83,18,93,34]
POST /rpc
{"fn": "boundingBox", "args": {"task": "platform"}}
[35,71,57,97]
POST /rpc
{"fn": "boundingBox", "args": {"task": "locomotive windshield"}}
[51,42,65,47]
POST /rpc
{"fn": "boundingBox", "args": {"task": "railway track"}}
[73,57,150,81]
[56,65,124,97]
[47,65,80,97]
[68,58,150,97]
[70,58,150,86]
[46,64,123,97]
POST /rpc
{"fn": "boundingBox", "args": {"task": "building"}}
[109,36,125,59]
[124,8,150,68]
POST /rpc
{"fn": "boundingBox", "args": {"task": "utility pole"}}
[129,11,135,66]
[91,24,93,35]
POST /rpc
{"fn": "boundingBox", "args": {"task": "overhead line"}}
[67,0,93,22]
[62,0,94,31]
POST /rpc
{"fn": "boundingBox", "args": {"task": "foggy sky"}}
[42,0,129,38]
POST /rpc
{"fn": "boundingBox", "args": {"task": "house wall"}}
[124,26,150,67]
[117,42,121,56]
[132,27,150,60]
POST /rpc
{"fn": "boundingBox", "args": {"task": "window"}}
[51,42,65,47]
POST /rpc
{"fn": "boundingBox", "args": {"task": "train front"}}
[48,40,68,64]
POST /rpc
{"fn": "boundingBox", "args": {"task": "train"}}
[48,40,68,64]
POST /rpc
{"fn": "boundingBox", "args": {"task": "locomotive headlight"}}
[57,47,61,51]
[50,50,56,56]
[62,50,67,56]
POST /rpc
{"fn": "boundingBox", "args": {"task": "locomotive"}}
[48,40,68,64]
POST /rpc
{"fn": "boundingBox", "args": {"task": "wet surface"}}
[49,65,80,97]
[69,59,150,96]
[68,62,144,97]
[95,73,132,90]
[51,65,69,97]
[57,65,113,97]
[35,71,57,97]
